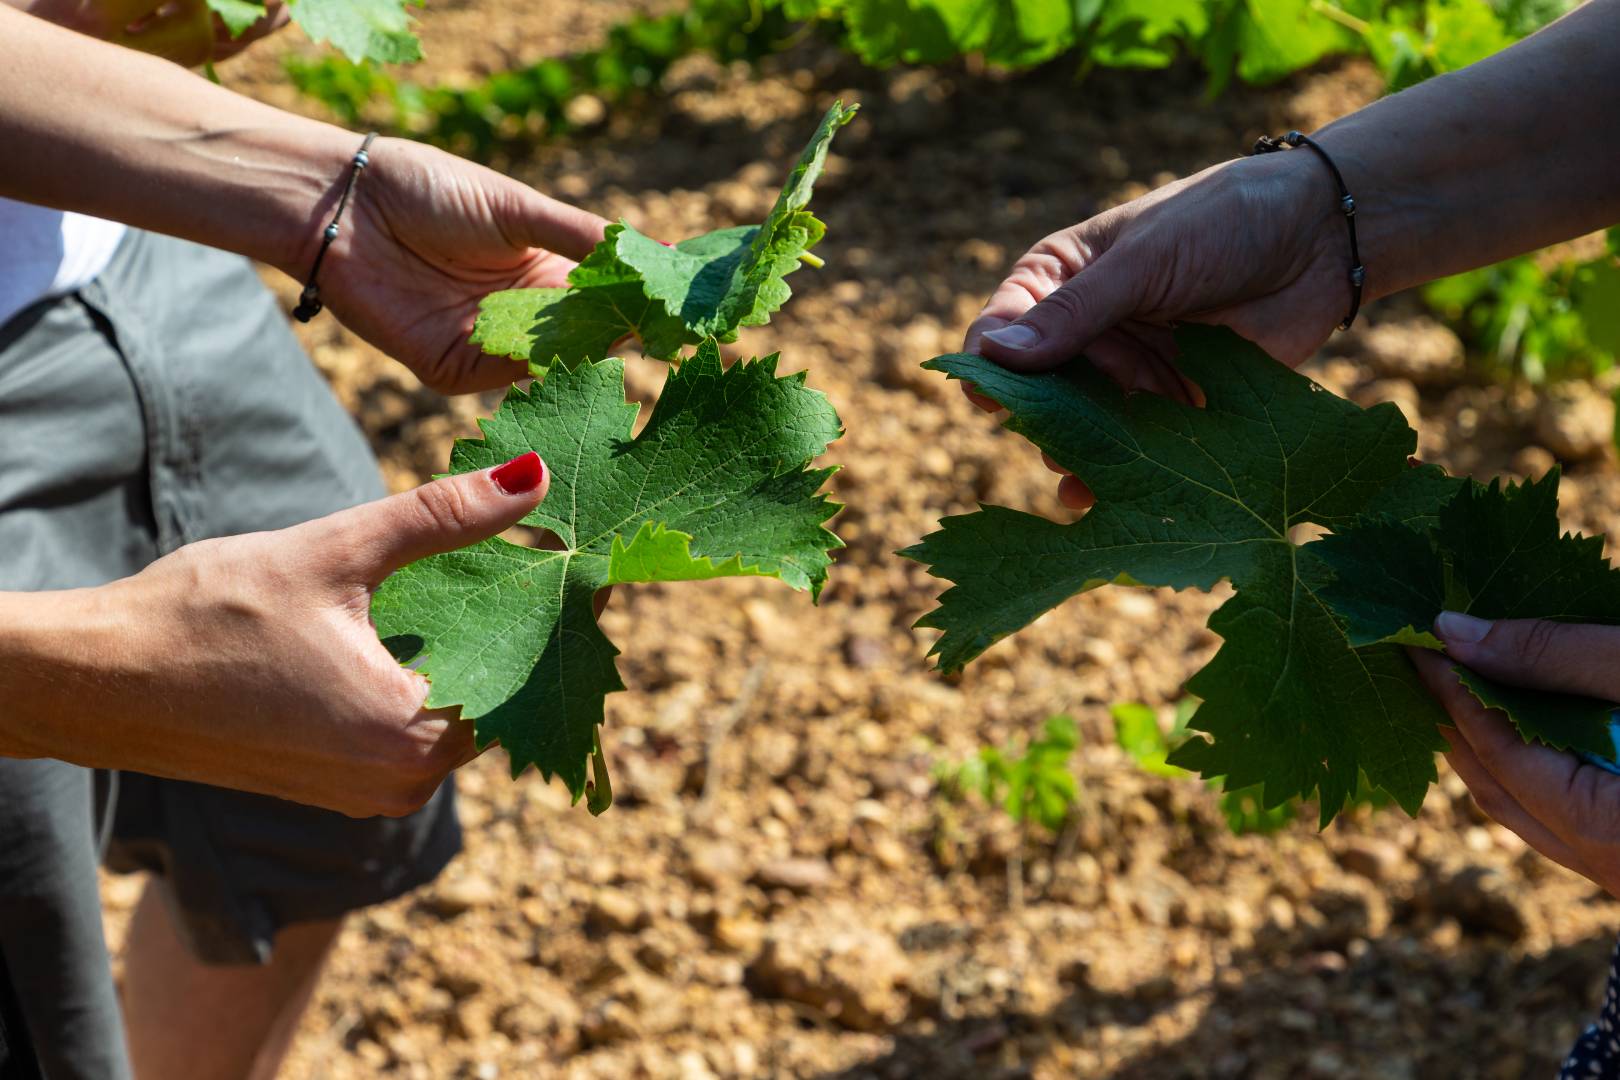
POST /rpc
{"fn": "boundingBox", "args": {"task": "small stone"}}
[452,999,493,1040]
[1534,382,1614,461]
[870,836,908,870]
[1264,895,1296,933]
[1359,317,1464,386]
[842,635,888,669]
[746,909,911,1031]
[1355,378,1422,430]
[1430,866,1530,940]
[1307,1048,1345,1077]
[676,1049,719,1080]
[1337,836,1403,882]
[1510,444,1558,479]
[427,874,498,917]
[563,93,606,127]
[686,839,748,890]
[587,888,644,934]
[712,914,764,956]
[751,857,834,894]
[580,999,640,1045]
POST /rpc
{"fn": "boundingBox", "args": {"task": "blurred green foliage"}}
[285,0,1571,152]
[1423,228,1620,383]
[935,713,1081,834]
[1112,698,1391,834]
[283,0,1616,386]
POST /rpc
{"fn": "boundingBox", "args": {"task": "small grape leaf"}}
[468,230,696,376]
[282,0,422,63]
[472,101,856,374]
[900,325,1455,822]
[371,340,842,805]
[208,0,269,36]
[1313,470,1620,756]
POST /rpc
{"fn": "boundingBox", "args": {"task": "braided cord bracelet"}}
[1252,130,1365,330]
[292,132,378,323]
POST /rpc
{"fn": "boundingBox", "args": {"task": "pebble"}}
[427,874,499,918]
[1337,836,1404,882]
[1535,382,1614,461]
[751,857,834,894]
[587,888,645,934]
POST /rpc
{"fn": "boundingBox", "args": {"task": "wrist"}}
[1310,122,1439,303]
[245,123,371,278]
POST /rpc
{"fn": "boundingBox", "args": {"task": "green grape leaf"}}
[208,0,269,36]
[1313,470,1620,756]
[372,340,842,804]
[469,229,697,378]
[472,102,855,373]
[285,0,421,63]
[901,325,1456,823]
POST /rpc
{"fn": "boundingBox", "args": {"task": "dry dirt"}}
[98,5,1620,1079]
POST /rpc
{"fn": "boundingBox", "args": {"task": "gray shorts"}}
[0,230,461,1080]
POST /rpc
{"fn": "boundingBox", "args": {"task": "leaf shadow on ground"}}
[819,911,1613,1079]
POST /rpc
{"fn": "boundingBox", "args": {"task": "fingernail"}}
[491,451,545,495]
[982,324,1042,350]
[1436,610,1492,645]
[659,240,675,248]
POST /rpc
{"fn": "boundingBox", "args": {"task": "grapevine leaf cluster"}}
[470,101,856,378]
[371,109,852,811]
[903,325,1620,824]
[372,342,842,809]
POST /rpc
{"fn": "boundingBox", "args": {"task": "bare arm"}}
[971,0,1620,376]
[1316,0,1620,301]
[0,5,609,392]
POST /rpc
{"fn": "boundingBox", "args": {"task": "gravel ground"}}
[99,6,1620,1078]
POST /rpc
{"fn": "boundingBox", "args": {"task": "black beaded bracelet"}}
[1251,130,1364,330]
[292,132,377,323]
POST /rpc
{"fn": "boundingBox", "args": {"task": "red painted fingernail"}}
[660,240,675,247]
[491,451,545,495]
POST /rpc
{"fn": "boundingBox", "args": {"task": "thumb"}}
[503,184,610,263]
[1435,612,1620,701]
[978,248,1145,371]
[321,452,549,583]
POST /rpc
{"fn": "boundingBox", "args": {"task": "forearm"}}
[1312,0,1620,300]
[0,588,124,762]
[0,5,355,276]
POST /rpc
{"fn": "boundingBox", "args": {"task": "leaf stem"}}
[798,251,825,269]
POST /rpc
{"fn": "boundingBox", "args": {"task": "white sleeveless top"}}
[0,198,126,330]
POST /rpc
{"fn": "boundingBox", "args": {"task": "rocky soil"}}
[100,5,1620,1078]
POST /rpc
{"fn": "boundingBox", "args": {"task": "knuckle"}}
[1507,619,1562,671]
[1034,284,1091,327]
[411,480,478,535]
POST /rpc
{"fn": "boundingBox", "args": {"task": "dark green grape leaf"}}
[1314,470,1620,756]
[472,102,855,374]
[901,325,1455,822]
[372,340,842,806]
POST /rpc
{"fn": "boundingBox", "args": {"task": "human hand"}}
[7,452,555,817]
[309,137,609,395]
[17,0,288,65]
[964,152,1353,509]
[1410,612,1620,896]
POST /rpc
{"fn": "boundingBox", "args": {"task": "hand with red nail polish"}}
[0,453,553,818]
[1408,613,1620,896]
